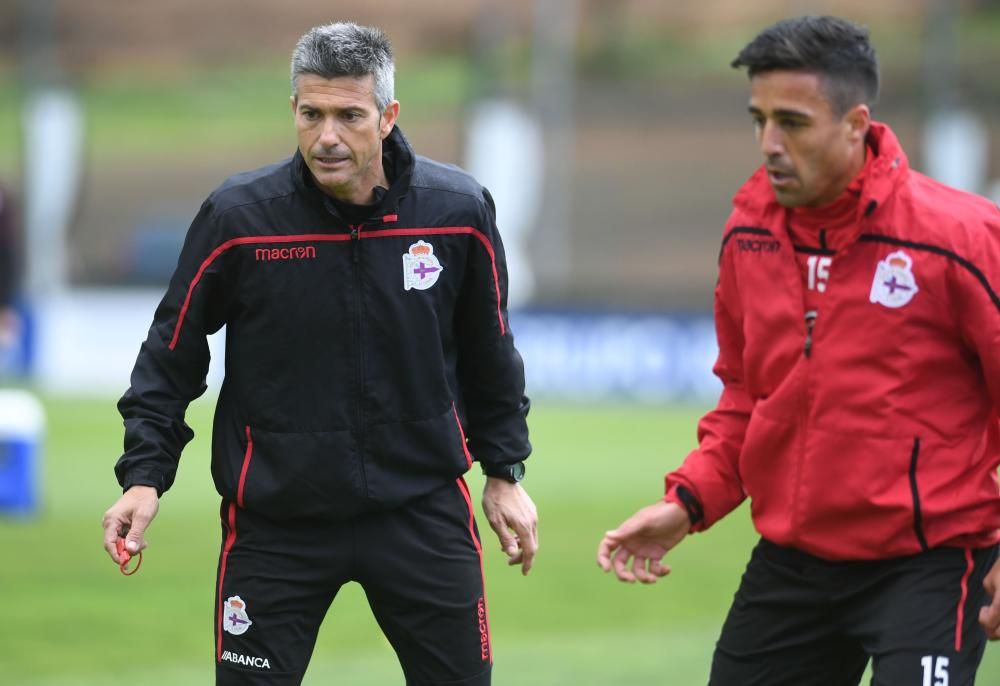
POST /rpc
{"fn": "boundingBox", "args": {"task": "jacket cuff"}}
[664,483,706,532]
[121,469,166,497]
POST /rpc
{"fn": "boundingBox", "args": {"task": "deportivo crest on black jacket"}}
[116,127,531,520]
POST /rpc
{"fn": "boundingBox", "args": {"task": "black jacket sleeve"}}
[454,188,531,470]
[114,198,230,494]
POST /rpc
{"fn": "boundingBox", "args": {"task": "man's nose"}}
[758,121,785,158]
[317,118,342,147]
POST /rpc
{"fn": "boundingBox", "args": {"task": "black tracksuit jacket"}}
[115,127,531,520]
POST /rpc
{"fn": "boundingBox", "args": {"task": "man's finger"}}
[650,559,671,578]
[512,521,537,575]
[488,516,518,556]
[632,556,658,584]
[519,547,534,575]
[979,606,999,640]
[980,599,1000,640]
[102,513,125,562]
[630,555,649,583]
[597,536,619,571]
[611,547,636,583]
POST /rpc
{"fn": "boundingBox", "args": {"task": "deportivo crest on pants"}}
[223,596,253,636]
[403,240,443,291]
[869,250,918,308]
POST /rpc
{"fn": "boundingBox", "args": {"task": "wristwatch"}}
[482,461,526,483]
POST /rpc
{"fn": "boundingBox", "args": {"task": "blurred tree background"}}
[2,2,1000,683]
[1,0,998,309]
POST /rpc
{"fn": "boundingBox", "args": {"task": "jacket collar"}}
[731,120,909,226]
[291,125,415,221]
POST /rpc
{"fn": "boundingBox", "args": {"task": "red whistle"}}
[116,538,143,576]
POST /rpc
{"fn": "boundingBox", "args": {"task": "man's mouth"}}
[768,168,796,188]
[315,155,350,168]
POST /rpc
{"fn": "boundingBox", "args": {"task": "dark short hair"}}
[731,16,879,116]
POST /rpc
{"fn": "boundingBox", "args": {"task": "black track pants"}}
[214,478,493,685]
[709,538,998,686]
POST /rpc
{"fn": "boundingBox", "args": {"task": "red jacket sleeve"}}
[951,206,1000,413]
[664,233,752,531]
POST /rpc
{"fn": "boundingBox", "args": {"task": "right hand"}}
[596,500,691,584]
[102,485,160,564]
[481,478,539,576]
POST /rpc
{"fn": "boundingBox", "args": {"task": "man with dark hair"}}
[599,15,1000,685]
[101,21,537,686]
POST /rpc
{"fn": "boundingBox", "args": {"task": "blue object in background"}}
[0,389,45,517]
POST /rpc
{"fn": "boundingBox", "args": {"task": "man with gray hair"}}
[101,22,537,685]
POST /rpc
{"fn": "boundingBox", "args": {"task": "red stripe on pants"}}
[216,502,238,662]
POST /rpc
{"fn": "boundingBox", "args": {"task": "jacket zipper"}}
[791,223,821,540]
[350,224,369,496]
[792,308,817,543]
[803,310,818,358]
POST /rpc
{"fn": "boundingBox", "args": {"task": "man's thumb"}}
[125,514,150,552]
[125,530,143,553]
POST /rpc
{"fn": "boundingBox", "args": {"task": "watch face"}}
[509,462,525,482]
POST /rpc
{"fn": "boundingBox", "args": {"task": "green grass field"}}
[1,396,998,684]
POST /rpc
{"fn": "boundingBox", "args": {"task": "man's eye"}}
[302,110,320,120]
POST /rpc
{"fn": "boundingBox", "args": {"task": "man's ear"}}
[380,101,400,139]
[845,103,871,144]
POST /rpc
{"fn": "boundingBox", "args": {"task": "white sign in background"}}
[19,291,720,403]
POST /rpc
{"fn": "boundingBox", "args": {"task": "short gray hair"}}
[291,22,395,111]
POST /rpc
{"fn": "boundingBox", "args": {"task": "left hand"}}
[980,556,1000,640]
[481,478,538,575]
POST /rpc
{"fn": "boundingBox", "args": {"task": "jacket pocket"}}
[236,425,254,508]
[794,426,922,559]
[236,425,362,520]
[738,412,925,559]
[364,404,472,506]
[907,438,929,552]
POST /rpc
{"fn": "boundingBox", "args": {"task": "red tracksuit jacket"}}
[666,122,1000,560]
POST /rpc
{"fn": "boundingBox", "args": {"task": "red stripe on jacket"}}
[236,426,253,508]
[168,227,505,350]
